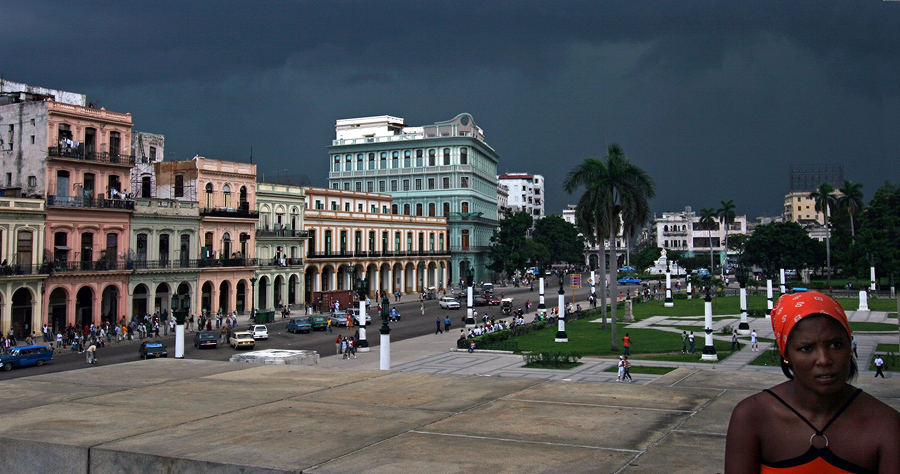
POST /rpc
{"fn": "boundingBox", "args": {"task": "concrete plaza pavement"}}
[0,304,897,474]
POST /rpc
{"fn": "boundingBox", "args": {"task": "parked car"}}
[482,283,494,294]
[193,331,217,349]
[139,341,168,359]
[0,345,53,371]
[439,297,461,309]
[331,308,371,327]
[473,295,487,306]
[287,317,312,334]
[230,331,255,350]
[617,276,643,285]
[310,315,330,330]
[248,324,269,340]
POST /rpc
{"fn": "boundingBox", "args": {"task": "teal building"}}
[327,113,499,287]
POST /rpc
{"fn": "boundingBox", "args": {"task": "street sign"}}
[571,274,582,289]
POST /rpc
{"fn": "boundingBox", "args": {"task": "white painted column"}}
[766,279,773,318]
[779,268,786,294]
[358,298,369,351]
[701,291,718,361]
[465,285,475,327]
[870,266,876,291]
[738,282,750,334]
[664,271,674,307]
[555,286,568,342]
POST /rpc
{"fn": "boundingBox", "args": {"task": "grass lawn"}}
[603,365,677,375]
[837,298,899,312]
[523,362,582,370]
[628,295,774,320]
[749,348,783,368]
[508,318,739,362]
[849,322,898,332]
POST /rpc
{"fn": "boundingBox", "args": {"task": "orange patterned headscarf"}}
[771,292,851,356]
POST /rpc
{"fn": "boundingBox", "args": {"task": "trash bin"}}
[259,310,275,323]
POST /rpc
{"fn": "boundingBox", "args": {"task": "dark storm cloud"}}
[4,0,899,219]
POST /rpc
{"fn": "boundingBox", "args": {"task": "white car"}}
[439,297,461,310]
[249,324,269,340]
[330,308,372,327]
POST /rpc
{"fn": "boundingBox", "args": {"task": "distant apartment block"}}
[497,173,544,219]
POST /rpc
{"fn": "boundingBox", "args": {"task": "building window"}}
[345,202,351,211]
[416,150,423,167]
[382,206,388,214]
[392,204,398,214]
[403,204,410,215]
[416,204,423,216]
[429,203,436,216]
[371,205,376,213]
[461,229,470,251]
[443,202,450,216]
[175,174,184,197]
[379,181,385,192]
[391,180,398,191]
[460,148,468,164]
[331,201,338,210]
[315,200,323,210]
[460,177,469,188]
[367,181,374,192]
[342,182,349,190]
[355,182,362,192]
[369,153,376,170]
[443,148,451,165]
[27,176,37,187]
[333,155,341,172]
[442,177,450,189]
[461,202,469,213]
[357,153,364,170]
[415,179,422,190]
[428,178,435,190]
[345,155,352,171]
[392,151,399,168]
[404,150,411,167]
[403,179,410,191]
[428,149,436,166]
[380,152,387,169]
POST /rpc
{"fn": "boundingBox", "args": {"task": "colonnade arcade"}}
[255,272,302,310]
[304,259,447,301]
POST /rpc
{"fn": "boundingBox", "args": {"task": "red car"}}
[485,295,501,306]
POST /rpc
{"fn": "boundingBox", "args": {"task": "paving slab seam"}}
[409,430,643,453]
[612,388,729,474]
[505,397,696,414]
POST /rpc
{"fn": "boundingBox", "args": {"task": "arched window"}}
[403,204,410,215]
[380,152,387,169]
[391,204,398,214]
[205,183,214,208]
[428,149,436,166]
[404,150,411,167]
[368,153,376,170]
[443,148,451,165]
[416,203,423,216]
[345,154,352,171]
[428,203,435,217]
[223,184,231,208]
[333,155,341,172]
[357,153,364,170]
[461,201,469,213]
[443,202,450,216]
[223,232,232,258]
[392,151,399,168]
[460,147,468,165]
[416,150,424,167]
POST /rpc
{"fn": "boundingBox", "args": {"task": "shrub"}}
[674,293,688,300]
[522,351,582,368]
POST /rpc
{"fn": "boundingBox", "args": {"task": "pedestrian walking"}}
[750,329,758,351]
[335,335,341,355]
[689,332,695,354]
[341,337,349,359]
[623,356,633,382]
[681,331,688,354]
[444,316,451,332]
[874,354,885,378]
[435,317,443,334]
[623,333,631,355]
[732,331,741,351]
[616,356,625,382]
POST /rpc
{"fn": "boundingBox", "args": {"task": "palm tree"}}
[699,208,718,274]
[809,182,837,288]
[564,144,655,351]
[717,200,736,277]
[838,180,864,239]
[564,158,613,330]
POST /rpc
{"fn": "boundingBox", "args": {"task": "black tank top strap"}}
[763,388,862,436]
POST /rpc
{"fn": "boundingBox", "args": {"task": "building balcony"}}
[200,206,259,218]
[48,147,136,165]
[48,260,132,273]
[47,195,135,211]
[663,230,688,236]
[255,229,309,239]
[0,263,51,277]
[258,257,304,268]
[128,258,259,271]
[448,246,491,253]
[306,250,450,260]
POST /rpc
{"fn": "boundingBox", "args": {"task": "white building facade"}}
[497,173,544,219]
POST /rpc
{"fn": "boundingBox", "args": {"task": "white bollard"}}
[858,290,870,312]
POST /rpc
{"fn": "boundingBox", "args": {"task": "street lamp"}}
[379,292,391,370]
[736,264,750,335]
[537,266,546,317]
[555,274,568,342]
[866,253,876,291]
[170,291,191,359]
[664,259,674,307]
[356,275,369,352]
[249,276,258,321]
[701,275,717,361]
[465,263,475,327]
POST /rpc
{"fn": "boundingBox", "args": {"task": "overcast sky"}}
[4,0,898,219]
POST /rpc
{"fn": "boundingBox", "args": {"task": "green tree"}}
[487,211,534,278]
[699,207,718,273]
[838,180,864,239]
[851,182,900,285]
[563,144,655,351]
[717,200,736,275]
[632,246,662,274]
[809,182,837,287]
[743,221,820,279]
[532,215,585,265]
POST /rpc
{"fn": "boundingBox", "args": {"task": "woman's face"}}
[785,314,852,396]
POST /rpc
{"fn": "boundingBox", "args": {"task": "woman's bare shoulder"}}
[854,390,900,427]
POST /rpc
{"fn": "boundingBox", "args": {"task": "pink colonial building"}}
[195,157,258,316]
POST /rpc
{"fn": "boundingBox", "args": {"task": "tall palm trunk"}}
[609,220,619,352]
[598,237,607,329]
[825,207,831,289]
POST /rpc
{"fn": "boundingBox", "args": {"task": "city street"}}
[1,281,573,380]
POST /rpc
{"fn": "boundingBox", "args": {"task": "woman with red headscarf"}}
[725,291,899,473]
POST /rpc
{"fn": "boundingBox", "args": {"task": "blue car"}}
[617,276,642,285]
[0,345,53,371]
